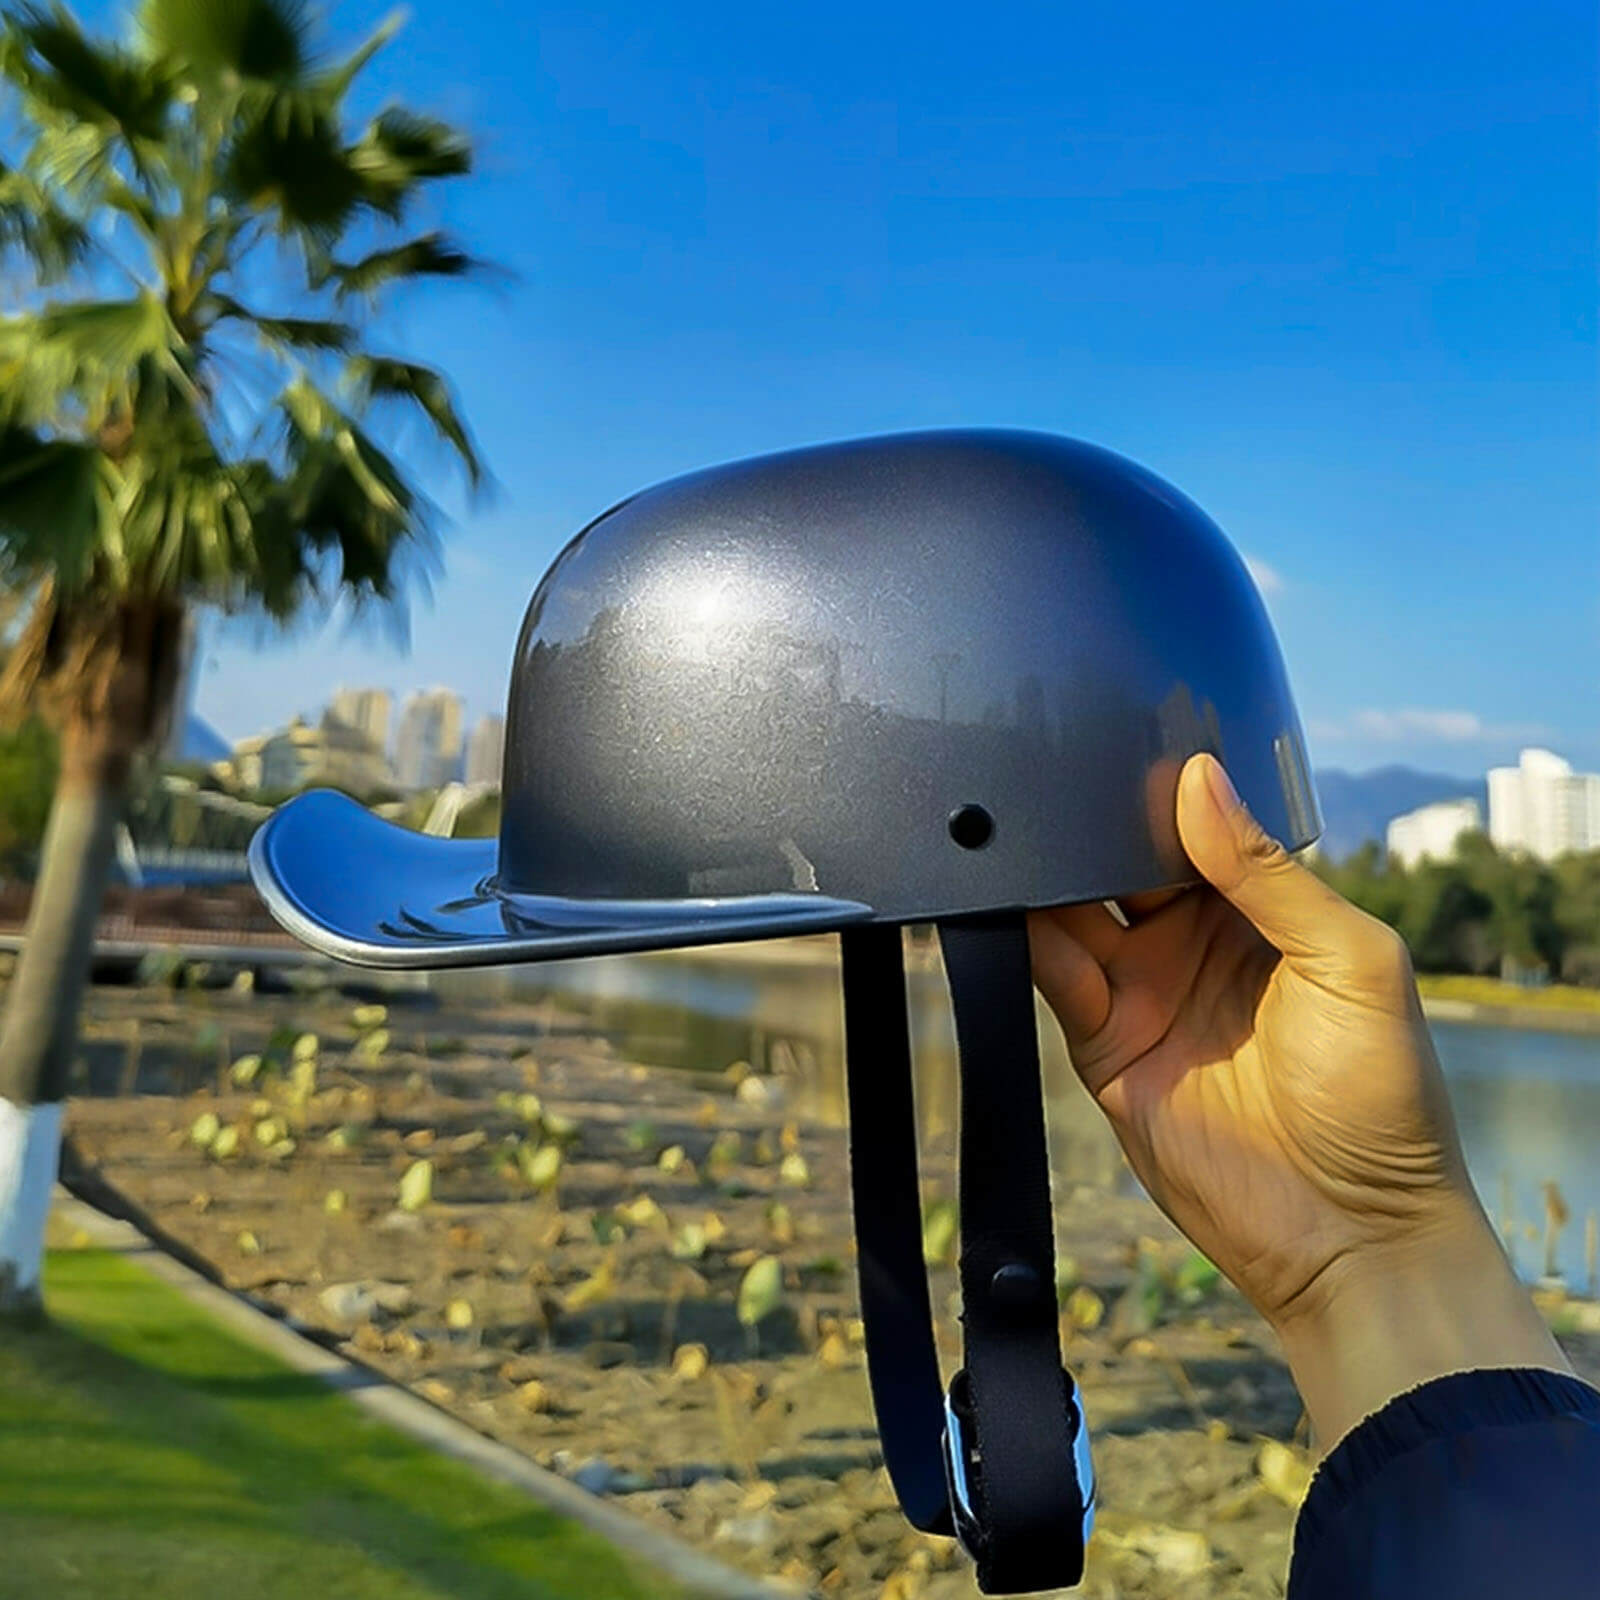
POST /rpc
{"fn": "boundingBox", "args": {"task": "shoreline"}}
[658,942,1600,1041]
[1417,986,1600,1039]
[8,909,1600,1040]
[1421,997,1600,1037]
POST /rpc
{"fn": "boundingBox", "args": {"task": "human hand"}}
[1029,752,1570,1448]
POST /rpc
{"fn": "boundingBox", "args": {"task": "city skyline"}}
[1385,745,1600,865]
[219,686,510,795]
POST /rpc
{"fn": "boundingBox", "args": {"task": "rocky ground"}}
[56,974,1600,1600]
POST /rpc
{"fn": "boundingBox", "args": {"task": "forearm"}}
[1270,1206,1575,1457]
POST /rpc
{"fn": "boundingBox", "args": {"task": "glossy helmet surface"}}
[250,428,1320,965]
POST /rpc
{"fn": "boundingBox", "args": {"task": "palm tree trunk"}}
[0,718,130,1319]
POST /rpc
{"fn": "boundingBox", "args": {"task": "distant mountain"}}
[177,713,230,766]
[1312,766,1489,861]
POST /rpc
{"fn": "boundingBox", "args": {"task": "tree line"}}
[1313,834,1600,987]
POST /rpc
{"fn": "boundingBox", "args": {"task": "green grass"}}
[0,1246,680,1600]
[1416,973,1600,1014]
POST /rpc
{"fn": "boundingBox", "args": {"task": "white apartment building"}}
[1487,748,1600,860]
[465,713,505,788]
[394,688,465,791]
[1386,797,1482,868]
[257,713,392,797]
[329,686,392,753]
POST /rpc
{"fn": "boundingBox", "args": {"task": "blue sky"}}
[166,0,1594,778]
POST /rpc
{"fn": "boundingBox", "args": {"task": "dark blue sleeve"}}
[1288,1366,1600,1597]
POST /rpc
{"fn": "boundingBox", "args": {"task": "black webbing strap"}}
[840,923,954,1535]
[840,915,1087,1595]
[940,912,1086,1594]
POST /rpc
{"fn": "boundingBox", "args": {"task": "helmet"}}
[251,428,1321,1593]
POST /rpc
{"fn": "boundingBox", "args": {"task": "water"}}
[436,946,1600,1291]
[1430,1021,1600,1291]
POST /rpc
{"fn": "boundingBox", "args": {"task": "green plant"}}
[397,1158,432,1212]
[623,1119,658,1154]
[735,1255,784,1355]
[516,1141,562,1194]
[922,1197,957,1267]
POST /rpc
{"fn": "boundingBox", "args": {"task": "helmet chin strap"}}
[841,914,1095,1596]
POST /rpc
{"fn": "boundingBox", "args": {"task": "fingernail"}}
[1204,756,1242,814]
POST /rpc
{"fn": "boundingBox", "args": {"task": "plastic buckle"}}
[940,1370,986,1558]
[939,1368,1098,1563]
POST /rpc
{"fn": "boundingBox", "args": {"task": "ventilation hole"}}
[947,804,995,850]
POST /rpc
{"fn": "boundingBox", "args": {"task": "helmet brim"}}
[248,789,875,970]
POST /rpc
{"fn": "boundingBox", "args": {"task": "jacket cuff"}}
[1293,1365,1600,1565]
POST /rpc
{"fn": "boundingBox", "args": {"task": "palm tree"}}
[0,0,486,1317]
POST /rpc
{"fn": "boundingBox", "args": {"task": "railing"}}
[0,881,308,958]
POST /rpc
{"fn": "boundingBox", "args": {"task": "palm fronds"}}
[135,0,312,84]
[320,231,482,302]
[0,0,485,637]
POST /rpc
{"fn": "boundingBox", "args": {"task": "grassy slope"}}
[0,1246,678,1600]
[1416,974,1600,1015]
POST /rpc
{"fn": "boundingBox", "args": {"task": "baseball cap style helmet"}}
[252,429,1321,1593]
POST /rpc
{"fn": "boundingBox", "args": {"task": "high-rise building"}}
[394,688,465,791]
[329,686,391,753]
[256,714,393,797]
[465,713,505,788]
[1487,748,1600,860]
[221,732,267,792]
[1386,797,1481,868]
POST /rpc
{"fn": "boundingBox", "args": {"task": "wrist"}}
[1269,1201,1574,1457]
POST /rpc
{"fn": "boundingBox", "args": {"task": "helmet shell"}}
[496,429,1320,918]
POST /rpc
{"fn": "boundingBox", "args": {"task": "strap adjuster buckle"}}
[940,1368,1098,1563]
[940,1370,985,1557]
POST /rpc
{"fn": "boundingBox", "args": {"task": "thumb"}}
[1176,753,1396,973]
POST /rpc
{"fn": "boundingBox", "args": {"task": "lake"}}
[1430,1020,1600,1291]
[437,941,1600,1292]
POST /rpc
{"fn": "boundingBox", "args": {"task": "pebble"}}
[573,1457,617,1495]
[318,1280,416,1323]
[817,1330,852,1369]
[514,1379,552,1413]
[735,1076,775,1109]
[714,1510,778,1547]
[351,1321,385,1354]
[1255,1439,1313,1509]
[671,1342,710,1380]
[1125,1523,1214,1576]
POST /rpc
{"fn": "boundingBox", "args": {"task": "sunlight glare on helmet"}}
[691,576,734,626]
[652,562,767,665]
